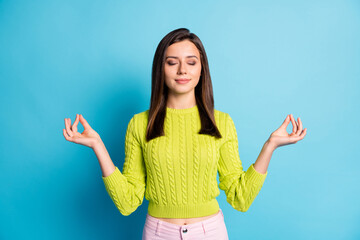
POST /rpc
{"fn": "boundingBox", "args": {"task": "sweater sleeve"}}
[217,113,268,212]
[101,115,146,216]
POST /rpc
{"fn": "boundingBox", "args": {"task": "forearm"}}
[253,139,277,174]
[92,140,116,177]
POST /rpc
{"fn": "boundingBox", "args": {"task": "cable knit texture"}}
[102,105,268,218]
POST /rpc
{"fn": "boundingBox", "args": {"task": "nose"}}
[177,62,187,75]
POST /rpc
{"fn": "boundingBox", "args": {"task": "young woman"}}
[63,28,307,240]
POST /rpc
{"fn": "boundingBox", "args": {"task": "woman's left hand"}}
[268,114,307,149]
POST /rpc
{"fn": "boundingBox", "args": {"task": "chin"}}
[169,88,194,95]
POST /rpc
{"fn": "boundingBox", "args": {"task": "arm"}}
[218,114,268,212]
[254,113,307,174]
[95,116,146,216]
[93,141,116,177]
[63,113,146,216]
[253,140,276,174]
[218,113,307,212]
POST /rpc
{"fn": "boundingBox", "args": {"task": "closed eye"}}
[166,61,197,66]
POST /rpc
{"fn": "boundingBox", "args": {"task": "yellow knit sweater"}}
[102,105,268,218]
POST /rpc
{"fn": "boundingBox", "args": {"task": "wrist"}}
[92,139,104,150]
[265,138,277,152]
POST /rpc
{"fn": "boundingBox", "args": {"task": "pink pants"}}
[142,209,229,240]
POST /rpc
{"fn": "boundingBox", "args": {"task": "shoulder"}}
[132,109,149,122]
[214,108,229,118]
[214,108,232,124]
[127,109,149,131]
[126,110,149,142]
[214,109,237,136]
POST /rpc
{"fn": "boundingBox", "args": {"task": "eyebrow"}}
[166,55,198,60]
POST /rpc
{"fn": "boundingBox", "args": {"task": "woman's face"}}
[164,40,202,97]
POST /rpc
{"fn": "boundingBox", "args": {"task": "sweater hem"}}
[148,198,220,218]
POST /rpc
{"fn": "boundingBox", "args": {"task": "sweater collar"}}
[166,104,198,114]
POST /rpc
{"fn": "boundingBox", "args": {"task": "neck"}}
[166,91,196,109]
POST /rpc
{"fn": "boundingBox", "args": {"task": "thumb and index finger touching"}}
[63,114,92,143]
[280,114,307,137]
[71,114,92,131]
[79,114,92,130]
[279,114,291,130]
[64,114,92,134]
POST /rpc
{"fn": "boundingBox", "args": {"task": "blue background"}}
[1,0,359,239]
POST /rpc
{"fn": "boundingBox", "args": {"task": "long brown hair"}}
[146,28,222,142]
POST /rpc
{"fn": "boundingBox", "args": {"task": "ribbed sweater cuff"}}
[246,164,268,185]
[102,167,127,187]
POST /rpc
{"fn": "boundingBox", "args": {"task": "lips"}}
[175,78,190,84]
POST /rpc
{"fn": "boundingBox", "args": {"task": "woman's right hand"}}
[63,114,102,149]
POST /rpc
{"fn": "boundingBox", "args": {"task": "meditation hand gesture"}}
[268,114,307,149]
[63,114,102,148]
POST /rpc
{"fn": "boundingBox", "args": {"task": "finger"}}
[65,118,74,137]
[296,117,303,136]
[280,114,291,129]
[299,128,307,137]
[79,114,92,130]
[63,128,72,140]
[72,114,80,133]
[290,114,298,134]
[292,128,307,142]
[63,128,68,139]
[63,128,79,143]
[67,118,74,137]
